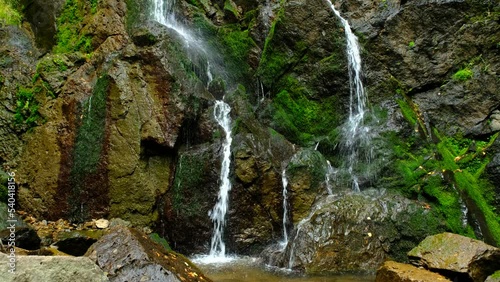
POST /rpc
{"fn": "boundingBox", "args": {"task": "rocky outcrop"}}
[408,232,500,282]
[86,226,212,282]
[375,261,451,282]
[261,189,448,273]
[0,252,109,282]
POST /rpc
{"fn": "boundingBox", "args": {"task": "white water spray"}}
[209,101,233,257]
[326,1,372,192]
[281,169,289,247]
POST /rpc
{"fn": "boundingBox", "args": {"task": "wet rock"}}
[408,232,500,282]
[0,252,108,282]
[375,261,451,282]
[262,189,448,273]
[86,226,211,282]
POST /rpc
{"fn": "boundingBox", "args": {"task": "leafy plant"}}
[14,86,42,129]
[408,41,415,48]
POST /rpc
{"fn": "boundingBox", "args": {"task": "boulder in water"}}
[261,189,448,273]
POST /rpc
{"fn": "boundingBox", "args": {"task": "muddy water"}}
[194,257,375,282]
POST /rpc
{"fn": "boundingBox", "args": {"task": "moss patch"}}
[0,0,21,25]
[68,75,110,222]
[389,98,500,246]
[53,0,94,53]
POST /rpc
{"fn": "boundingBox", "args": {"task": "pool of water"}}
[193,256,375,282]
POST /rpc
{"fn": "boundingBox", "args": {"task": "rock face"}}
[1,0,499,272]
[0,252,109,282]
[86,226,212,282]
[261,189,447,273]
[408,232,500,282]
[375,261,451,282]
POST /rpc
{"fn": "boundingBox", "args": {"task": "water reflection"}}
[194,256,375,282]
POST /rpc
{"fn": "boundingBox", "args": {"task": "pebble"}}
[95,219,110,229]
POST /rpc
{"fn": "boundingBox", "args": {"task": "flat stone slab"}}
[0,253,108,282]
[376,261,451,282]
[408,232,500,282]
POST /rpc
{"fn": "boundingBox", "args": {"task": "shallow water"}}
[194,257,375,282]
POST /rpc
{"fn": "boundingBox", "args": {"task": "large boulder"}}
[86,226,212,282]
[0,252,108,282]
[262,189,448,273]
[408,232,500,282]
[375,261,451,282]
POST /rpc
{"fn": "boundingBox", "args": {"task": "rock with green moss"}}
[486,271,500,282]
[408,232,500,282]
[262,189,447,273]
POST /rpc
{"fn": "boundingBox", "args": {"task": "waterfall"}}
[281,169,289,247]
[326,1,372,192]
[210,101,233,257]
[152,0,234,259]
[325,160,335,195]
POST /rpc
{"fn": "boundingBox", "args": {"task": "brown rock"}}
[376,261,451,282]
[408,233,500,282]
[86,226,212,282]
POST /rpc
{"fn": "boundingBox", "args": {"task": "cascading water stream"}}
[326,1,372,192]
[209,101,233,257]
[152,0,234,259]
[280,169,289,248]
[325,160,335,195]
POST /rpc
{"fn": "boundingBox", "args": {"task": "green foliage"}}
[452,68,473,81]
[14,86,42,129]
[408,41,415,48]
[391,101,500,243]
[0,0,22,25]
[54,0,93,53]
[149,233,172,251]
[271,76,340,146]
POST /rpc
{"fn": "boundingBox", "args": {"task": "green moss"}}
[270,76,340,146]
[491,270,500,279]
[0,0,22,25]
[390,100,499,243]
[171,152,209,216]
[72,76,108,176]
[223,0,239,18]
[54,0,93,54]
[452,68,473,81]
[69,75,109,221]
[149,233,172,251]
